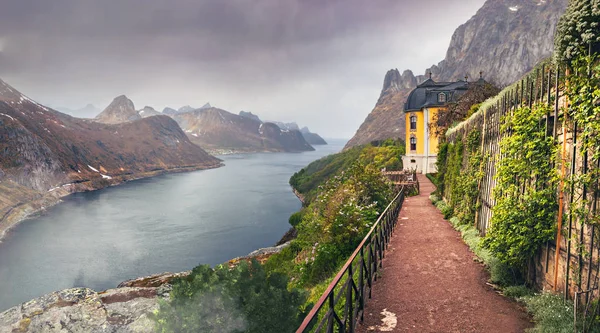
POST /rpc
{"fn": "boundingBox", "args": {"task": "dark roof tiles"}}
[404,79,483,111]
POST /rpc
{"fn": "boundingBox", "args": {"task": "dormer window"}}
[438,92,447,103]
[410,115,417,130]
[410,136,417,151]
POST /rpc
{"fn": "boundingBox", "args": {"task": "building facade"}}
[402,76,480,173]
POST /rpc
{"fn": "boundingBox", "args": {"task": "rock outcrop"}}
[345,0,569,149]
[0,272,188,333]
[95,95,141,124]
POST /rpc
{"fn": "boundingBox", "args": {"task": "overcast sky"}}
[0,0,485,138]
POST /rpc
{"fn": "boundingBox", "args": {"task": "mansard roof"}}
[404,78,481,112]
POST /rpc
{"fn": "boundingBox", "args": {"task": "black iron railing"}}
[296,187,405,333]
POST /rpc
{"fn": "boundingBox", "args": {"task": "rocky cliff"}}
[171,107,315,153]
[0,272,188,333]
[95,95,141,124]
[345,0,568,149]
[0,78,221,239]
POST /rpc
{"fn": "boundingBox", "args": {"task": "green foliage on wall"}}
[483,103,558,268]
[154,260,308,333]
[435,130,483,226]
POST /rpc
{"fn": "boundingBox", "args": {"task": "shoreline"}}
[0,162,223,243]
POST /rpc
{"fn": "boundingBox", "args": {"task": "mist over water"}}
[0,140,345,311]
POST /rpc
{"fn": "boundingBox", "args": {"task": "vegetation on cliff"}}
[154,140,403,332]
[154,261,307,333]
[290,139,403,202]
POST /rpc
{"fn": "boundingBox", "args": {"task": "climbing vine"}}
[563,55,600,289]
[435,130,484,224]
[483,103,559,268]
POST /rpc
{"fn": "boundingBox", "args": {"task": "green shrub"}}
[448,216,461,227]
[503,285,534,299]
[429,194,441,204]
[154,260,308,333]
[521,293,574,333]
[288,211,304,227]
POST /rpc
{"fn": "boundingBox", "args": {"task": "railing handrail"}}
[296,187,405,332]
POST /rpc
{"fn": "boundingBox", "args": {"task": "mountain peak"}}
[95,95,140,124]
[200,103,211,110]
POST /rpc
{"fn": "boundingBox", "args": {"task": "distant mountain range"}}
[94,99,325,153]
[0,78,221,235]
[345,0,568,149]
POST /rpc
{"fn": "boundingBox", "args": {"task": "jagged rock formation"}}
[345,0,568,149]
[300,127,327,145]
[170,107,314,153]
[0,78,221,238]
[95,95,141,124]
[137,106,161,118]
[345,69,421,148]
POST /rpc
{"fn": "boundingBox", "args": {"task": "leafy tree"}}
[154,260,308,333]
[554,0,600,63]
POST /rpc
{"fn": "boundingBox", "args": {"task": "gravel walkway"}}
[357,175,532,332]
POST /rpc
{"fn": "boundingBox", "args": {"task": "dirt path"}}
[358,175,532,332]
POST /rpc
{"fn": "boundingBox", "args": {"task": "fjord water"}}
[0,140,345,311]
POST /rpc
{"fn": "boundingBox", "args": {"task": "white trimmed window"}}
[410,136,417,151]
[438,92,446,103]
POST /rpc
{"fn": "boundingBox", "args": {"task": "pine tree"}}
[554,0,600,62]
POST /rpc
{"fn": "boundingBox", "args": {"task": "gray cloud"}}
[0,0,485,138]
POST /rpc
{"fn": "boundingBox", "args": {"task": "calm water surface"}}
[0,139,346,311]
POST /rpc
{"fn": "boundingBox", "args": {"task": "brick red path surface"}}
[357,175,532,332]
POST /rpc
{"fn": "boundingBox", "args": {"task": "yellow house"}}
[402,75,479,173]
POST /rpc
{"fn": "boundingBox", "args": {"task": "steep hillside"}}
[171,107,314,153]
[345,0,568,149]
[95,95,141,124]
[300,127,327,145]
[0,78,221,237]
